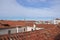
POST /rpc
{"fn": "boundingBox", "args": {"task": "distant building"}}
[54,18,60,24]
[35,20,53,24]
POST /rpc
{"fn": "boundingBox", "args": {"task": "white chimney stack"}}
[33,24,36,30]
[16,27,18,33]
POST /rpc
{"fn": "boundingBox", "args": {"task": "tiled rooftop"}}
[0,20,58,29]
[0,20,35,29]
[0,26,60,40]
[0,20,60,40]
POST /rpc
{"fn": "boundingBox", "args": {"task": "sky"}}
[0,0,60,20]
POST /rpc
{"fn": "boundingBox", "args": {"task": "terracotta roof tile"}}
[36,24,56,29]
[0,20,60,40]
[0,26,60,40]
[0,20,36,28]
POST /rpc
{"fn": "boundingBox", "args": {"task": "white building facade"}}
[54,19,60,24]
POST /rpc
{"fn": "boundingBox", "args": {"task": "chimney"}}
[16,27,18,33]
[33,24,36,30]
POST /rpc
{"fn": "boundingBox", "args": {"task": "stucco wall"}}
[0,27,25,35]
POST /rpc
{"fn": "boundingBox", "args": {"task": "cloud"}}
[0,0,60,20]
[26,0,47,3]
[40,0,47,2]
